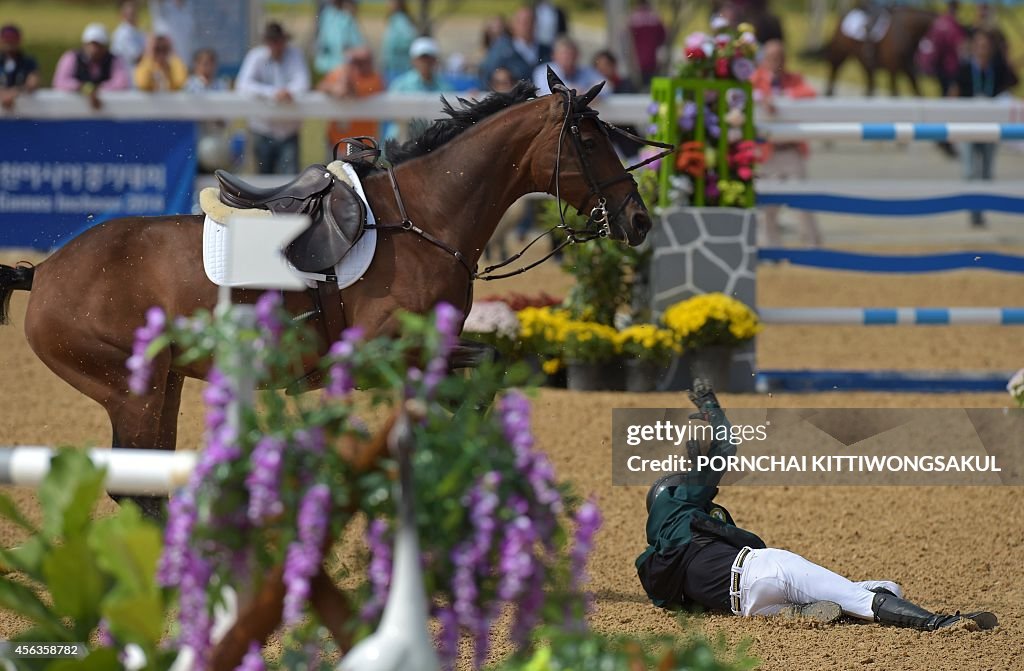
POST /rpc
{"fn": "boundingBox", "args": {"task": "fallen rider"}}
[635,380,999,630]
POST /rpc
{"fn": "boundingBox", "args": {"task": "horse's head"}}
[534,67,656,246]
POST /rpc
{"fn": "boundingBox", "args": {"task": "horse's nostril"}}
[633,211,652,235]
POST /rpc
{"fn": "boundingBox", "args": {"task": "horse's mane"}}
[385,80,540,165]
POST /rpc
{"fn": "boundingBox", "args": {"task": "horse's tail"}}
[0,263,34,325]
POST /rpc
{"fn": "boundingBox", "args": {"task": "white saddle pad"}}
[841,9,891,42]
[202,161,377,290]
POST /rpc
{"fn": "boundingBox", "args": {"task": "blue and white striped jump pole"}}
[759,122,1024,142]
[760,307,1024,326]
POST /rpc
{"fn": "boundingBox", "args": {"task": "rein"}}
[334,89,675,289]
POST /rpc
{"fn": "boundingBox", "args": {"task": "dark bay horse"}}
[821,6,936,96]
[0,75,652,512]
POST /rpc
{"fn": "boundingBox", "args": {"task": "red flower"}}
[685,46,706,60]
[715,58,730,78]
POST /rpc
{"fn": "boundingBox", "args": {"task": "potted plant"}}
[616,324,682,392]
[662,292,761,391]
[516,305,572,386]
[641,23,762,393]
[462,299,522,362]
[561,319,622,391]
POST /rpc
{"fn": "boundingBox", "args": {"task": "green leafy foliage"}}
[0,450,169,670]
[539,200,649,327]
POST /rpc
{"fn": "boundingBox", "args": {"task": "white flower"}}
[463,301,520,339]
[1008,367,1024,404]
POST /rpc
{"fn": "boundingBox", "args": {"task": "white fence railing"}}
[4,90,1023,125]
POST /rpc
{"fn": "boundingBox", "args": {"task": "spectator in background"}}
[53,23,131,109]
[950,30,1016,227]
[534,0,568,62]
[481,15,510,52]
[480,6,541,84]
[318,46,385,156]
[315,0,365,76]
[381,0,417,83]
[185,48,229,92]
[186,49,233,173]
[593,49,632,92]
[533,36,603,94]
[389,37,451,93]
[236,22,311,175]
[386,37,452,142]
[629,0,666,87]
[488,65,516,92]
[1,25,39,111]
[750,39,822,247]
[920,1,966,96]
[134,33,188,91]
[149,0,194,64]
[111,0,146,68]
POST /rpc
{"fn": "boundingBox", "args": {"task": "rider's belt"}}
[729,546,753,616]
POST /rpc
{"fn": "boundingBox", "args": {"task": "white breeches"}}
[733,548,903,620]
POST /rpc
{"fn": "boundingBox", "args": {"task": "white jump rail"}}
[0,447,196,496]
[760,122,1024,142]
[3,90,1021,125]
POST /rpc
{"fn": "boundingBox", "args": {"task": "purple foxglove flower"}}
[435,606,459,671]
[254,291,284,342]
[570,499,602,590]
[127,306,167,395]
[246,436,285,523]
[282,484,331,625]
[361,518,393,622]
[177,551,213,669]
[327,327,365,397]
[96,619,115,648]
[236,642,265,671]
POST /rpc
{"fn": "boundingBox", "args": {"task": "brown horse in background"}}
[0,74,653,516]
[821,6,936,96]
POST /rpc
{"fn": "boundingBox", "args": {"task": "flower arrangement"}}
[517,306,623,371]
[646,22,760,208]
[124,296,606,670]
[679,22,759,82]
[561,319,620,364]
[616,323,682,363]
[662,292,762,349]
[462,300,522,358]
[480,292,563,311]
[1008,368,1024,407]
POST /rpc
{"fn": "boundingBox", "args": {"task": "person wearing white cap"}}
[387,37,452,93]
[384,37,453,142]
[52,22,131,108]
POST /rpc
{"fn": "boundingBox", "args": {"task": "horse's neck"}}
[361,115,542,266]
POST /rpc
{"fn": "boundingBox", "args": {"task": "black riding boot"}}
[871,592,998,631]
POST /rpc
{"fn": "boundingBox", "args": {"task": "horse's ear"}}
[546,65,566,93]
[578,80,605,107]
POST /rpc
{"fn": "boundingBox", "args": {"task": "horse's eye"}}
[582,138,596,152]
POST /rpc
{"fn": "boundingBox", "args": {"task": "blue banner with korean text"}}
[0,120,197,250]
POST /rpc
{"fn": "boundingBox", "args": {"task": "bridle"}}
[340,85,675,293]
[547,82,673,248]
[476,83,673,281]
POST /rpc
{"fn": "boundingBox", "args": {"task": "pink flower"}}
[684,32,709,50]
